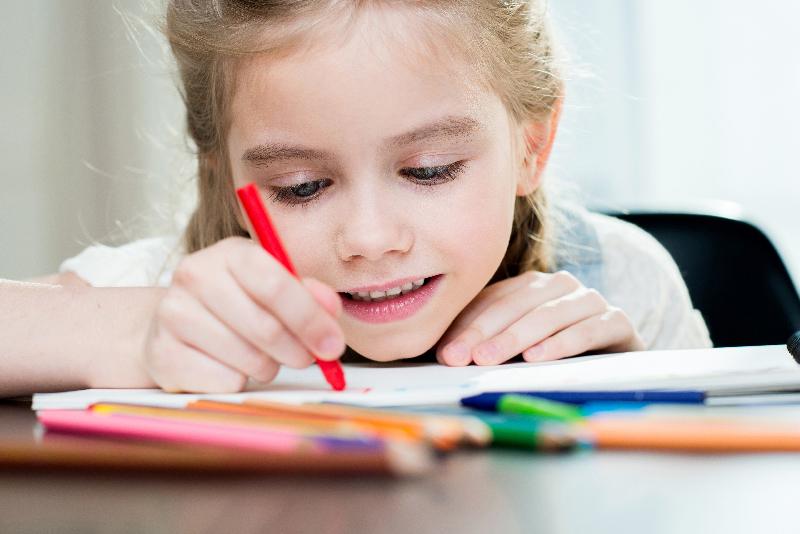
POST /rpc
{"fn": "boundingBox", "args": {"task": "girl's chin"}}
[343,334,443,363]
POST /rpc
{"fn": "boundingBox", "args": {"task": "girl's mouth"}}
[339,275,441,324]
[343,277,431,302]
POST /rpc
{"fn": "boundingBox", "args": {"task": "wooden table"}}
[3,398,800,534]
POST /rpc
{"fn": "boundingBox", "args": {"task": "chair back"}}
[614,212,800,347]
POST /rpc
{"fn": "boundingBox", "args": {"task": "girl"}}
[1,0,710,397]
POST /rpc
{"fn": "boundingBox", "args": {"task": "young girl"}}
[1,0,710,397]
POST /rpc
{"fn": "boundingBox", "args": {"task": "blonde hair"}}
[164,0,563,277]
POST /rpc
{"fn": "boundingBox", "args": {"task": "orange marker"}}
[236,183,346,391]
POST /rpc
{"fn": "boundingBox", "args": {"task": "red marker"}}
[236,183,346,391]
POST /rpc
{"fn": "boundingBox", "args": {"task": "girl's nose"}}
[335,194,413,262]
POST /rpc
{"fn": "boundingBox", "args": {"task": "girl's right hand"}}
[143,237,346,393]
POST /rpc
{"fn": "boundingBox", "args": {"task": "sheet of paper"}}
[471,344,799,392]
[32,345,800,411]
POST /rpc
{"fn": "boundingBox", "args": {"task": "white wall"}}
[0,0,184,279]
[549,0,800,282]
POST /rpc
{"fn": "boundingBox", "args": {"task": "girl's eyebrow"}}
[383,115,480,149]
[240,115,480,167]
[242,145,334,167]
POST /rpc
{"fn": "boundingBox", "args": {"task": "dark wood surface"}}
[3,399,800,534]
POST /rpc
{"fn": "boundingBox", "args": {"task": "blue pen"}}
[579,401,654,416]
[461,390,705,411]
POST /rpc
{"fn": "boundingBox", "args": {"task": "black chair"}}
[611,211,800,347]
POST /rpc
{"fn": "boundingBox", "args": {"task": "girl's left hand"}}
[436,270,646,366]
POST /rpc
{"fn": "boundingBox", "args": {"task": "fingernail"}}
[526,343,545,362]
[446,342,470,364]
[476,343,500,364]
[318,335,343,356]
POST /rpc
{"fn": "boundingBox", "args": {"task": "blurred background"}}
[1,0,799,284]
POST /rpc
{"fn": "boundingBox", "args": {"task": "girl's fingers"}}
[154,288,293,381]
[438,271,581,366]
[471,287,608,365]
[224,242,345,361]
[171,260,318,370]
[441,271,553,346]
[147,237,346,392]
[521,308,645,363]
[170,238,344,365]
[145,328,250,394]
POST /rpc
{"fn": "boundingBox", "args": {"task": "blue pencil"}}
[461,391,705,411]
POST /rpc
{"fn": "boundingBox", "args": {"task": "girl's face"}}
[228,15,531,361]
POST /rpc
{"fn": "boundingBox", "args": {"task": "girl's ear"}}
[516,98,563,196]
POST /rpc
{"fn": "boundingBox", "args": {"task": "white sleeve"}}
[588,213,712,350]
[58,236,184,288]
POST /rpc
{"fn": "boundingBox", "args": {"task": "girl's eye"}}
[269,178,332,205]
[400,161,465,185]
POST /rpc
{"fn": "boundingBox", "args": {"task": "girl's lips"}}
[339,275,442,324]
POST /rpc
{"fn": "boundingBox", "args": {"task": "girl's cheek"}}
[450,173,516,257]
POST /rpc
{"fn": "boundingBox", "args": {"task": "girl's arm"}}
[0,279,163,397]
[1,236,346,397]
[26,272,92,286]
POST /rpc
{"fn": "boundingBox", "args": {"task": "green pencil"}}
[469,412,591,451]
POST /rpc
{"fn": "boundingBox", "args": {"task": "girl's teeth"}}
[350,278,428,301]
[386,287,402,297]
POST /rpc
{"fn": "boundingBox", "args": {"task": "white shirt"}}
[59,214,712,351]
[586,213,711,350]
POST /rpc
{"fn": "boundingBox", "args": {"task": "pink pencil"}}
[37,409,303,453]
[236,183,346,391]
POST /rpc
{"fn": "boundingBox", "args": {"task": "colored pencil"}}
[493,394,584,421]
[180,400,419,442]
[199,399,491,450]
[583,416,800,452]
[90,401,429,447]
[89,403,391,444]
[467,412,588,451]
[461,390,705,410]
[236,182,346,391]
[0,433,432,476]
[37,408,381,454]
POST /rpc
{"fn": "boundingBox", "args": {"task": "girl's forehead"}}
[224,4,518,160]
[231,6,488,113]
[231,46,501,151]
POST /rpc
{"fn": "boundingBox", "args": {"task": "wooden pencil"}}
[227,399,491,449]
[0,432,433,476]
[586,417,800,452]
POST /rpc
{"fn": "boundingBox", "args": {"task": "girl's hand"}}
[436,270,645,366]
[143,237,345,393]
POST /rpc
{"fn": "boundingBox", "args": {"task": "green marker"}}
[496,393,584,421]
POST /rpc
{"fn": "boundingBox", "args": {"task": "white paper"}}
[32,345,800,411]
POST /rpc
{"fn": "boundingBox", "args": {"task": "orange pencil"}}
[585,417,800,452]
[190,399,491,450]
